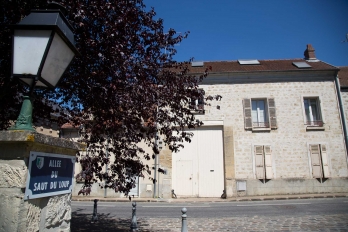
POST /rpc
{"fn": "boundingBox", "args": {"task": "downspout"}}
[334,72,348,159]
[104,140,108,198]
[153,132,158,198]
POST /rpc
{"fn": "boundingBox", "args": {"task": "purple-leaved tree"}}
[0,0,221,195]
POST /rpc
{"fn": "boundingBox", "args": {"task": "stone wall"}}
[0,131,85,232]
[72,79,348,198]
[62,75,348,198]
[340,89,348,132]
[0,159,72,232]
[193,79,348,196]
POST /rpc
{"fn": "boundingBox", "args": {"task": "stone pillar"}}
[0,131,85,232]
[158,147,172,199]
[223,125,235,197]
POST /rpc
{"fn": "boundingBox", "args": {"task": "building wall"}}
[191,79,348,196]
[340,89,348,129]
[53,76,348,198]
[71,137,161,198]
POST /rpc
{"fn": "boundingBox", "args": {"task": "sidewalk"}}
[72,192,348,203]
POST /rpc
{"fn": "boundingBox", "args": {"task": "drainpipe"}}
[334,72,348,159]
[104,140,109,198]
[153,132,158,198]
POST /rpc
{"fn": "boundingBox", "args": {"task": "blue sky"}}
[145,0,348,66]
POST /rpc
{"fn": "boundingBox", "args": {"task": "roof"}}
[338,66,348,87]
[188,59,338,74]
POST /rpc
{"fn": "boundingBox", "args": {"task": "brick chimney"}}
[304,44,316,60]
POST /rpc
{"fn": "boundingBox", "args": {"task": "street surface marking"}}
[142,205,210,208]
[71,204,116,207]
[236,203,311,207]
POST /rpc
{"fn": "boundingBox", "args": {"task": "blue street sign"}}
[25,151,76,200]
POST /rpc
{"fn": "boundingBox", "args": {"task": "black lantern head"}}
[12,9,79,90]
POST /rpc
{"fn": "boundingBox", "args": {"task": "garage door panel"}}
[197,127,224,197]
[175,160,193,196]
[173,126,224,198]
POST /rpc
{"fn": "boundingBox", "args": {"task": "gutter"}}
[334,72,348,160]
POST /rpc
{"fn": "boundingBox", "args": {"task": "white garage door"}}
[172,126,224,197]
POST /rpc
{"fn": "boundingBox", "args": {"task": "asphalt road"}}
[72,198,348,218]
[71,198,348,231]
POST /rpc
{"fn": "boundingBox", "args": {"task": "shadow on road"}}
[71,210,151,232]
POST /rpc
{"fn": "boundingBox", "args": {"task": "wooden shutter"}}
[255,145,264,179]
[267,98,277,129]
[243,99,252,129]
[320,145,330,178]
[264,145,273,179]
[310,144,322,178]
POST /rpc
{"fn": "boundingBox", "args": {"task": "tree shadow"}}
[71,210,151,232]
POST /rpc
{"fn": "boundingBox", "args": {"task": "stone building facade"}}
[338,66,348,166]
[161,44,348,198]
[45,45,348,198]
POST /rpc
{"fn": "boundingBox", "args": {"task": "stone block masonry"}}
[0,131,85,232]
[194,80,348,196]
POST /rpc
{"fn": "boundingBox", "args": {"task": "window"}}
[254,145,273,182]
[243,98,277,130]
[252,100,267,127]
[309,144,330,182]
[190,89,204,113]
[303,97,323,127]
[190,97,204,111]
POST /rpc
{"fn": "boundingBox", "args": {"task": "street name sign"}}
[25,151,76,200]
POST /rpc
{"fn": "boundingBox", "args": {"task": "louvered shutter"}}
[264,145,273,179]
[255,145,264,179]
[320,145,330,178]
[267,98,277,129]
[310,144,322,178]
[243,99,252,129]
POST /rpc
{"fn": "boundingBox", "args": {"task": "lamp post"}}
[10,6,78,131]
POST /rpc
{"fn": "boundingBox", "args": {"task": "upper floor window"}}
[190,89,204,114]
[190,96,204,111]
[243,98,277,130]
[304,98,323,127]
[252,100,268,127]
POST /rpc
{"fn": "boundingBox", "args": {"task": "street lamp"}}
[10,7,78,131]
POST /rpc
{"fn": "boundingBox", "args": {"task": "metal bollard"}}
[181,207,188,232]
[130,202,138,231]
[91,199,98,222]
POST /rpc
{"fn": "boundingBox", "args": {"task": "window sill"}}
[190,110,205,115]
[252,127,271,132]
[306,126,325,131]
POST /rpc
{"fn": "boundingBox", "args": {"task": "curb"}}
[72,194,348,203]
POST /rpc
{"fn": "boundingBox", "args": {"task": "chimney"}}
[304,44,316,60]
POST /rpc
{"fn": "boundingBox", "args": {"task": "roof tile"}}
[339,66,348,87]
[188,59,337,74]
